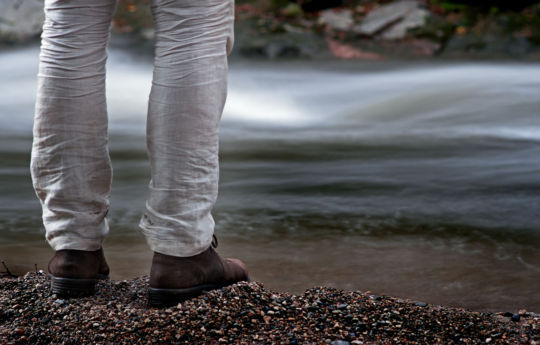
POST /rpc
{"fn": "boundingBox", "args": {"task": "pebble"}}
[331,340,350,345]
[0,273,538,345]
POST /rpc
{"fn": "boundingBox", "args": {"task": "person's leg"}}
[140,0,235,257]
[30,0,116,295]
[31,0,116,252]
[142,0,247,307]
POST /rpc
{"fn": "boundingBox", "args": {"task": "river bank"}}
[0,272,539,344]
[2,0,540,60]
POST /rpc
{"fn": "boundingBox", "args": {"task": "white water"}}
[2,45,540,312]
[2,46,540,141]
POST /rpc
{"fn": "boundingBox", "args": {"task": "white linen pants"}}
[30,0,234,257]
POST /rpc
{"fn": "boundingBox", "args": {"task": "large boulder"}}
[380,7,429,40]
[318,8,354,31]
[0,0,44,43]
[354,1,429,40]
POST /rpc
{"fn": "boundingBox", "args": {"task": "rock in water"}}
[354,1,427,39]
[0,0,44,43]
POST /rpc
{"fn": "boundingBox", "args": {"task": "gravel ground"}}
[0,272,538,345]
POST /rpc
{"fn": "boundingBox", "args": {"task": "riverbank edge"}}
[2,1,540,61]
[1,272,538,344]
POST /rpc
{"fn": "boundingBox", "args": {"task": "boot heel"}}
[50,275,97,297]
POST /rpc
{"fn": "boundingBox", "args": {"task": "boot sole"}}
[49,274,109,298]
[148,283,224,308]
[148,276,251,308]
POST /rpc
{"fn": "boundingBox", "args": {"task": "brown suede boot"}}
[148,237,249,307]
[48,248,109,298]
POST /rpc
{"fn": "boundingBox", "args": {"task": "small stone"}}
[331,341,350,345]
[415,302,427,307]
[511,314,520,322]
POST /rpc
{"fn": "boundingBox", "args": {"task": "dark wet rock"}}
[511,314,521,322]
[233,20,328,59]
[443,32,535,58]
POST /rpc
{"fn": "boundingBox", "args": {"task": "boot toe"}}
[223,257,249,282]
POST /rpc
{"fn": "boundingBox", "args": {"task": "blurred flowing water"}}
[1,45,539,312]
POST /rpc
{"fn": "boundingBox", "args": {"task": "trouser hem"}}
[48,237,104,252]
[140,225,213,258]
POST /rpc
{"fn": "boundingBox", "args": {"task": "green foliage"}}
[113,0,153,34]
[282,3,303,17]
[430,0,539,12]
[267,0,290,10]
[409,15,457,44]
[430,0,468,12]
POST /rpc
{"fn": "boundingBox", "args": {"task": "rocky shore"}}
[2,0,540,60]
[1,272,539,344]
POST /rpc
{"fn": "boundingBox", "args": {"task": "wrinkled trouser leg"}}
[30,0,116,251]
[139,0,234,257]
